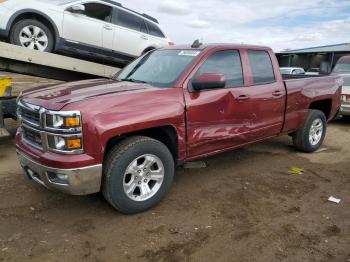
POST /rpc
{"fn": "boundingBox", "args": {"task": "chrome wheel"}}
[123,154,165,202]
[19,25,48,51]
[309,118,323,146]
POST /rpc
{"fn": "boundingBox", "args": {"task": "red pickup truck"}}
[16,43,342,213]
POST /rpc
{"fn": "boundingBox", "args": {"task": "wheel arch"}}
[309,99,332,120]
[104,125,179,162]
[6,9,60,49]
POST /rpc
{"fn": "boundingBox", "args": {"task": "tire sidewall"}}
[304,111,327,152]
[10,19,54,52]
[105,140,174,213]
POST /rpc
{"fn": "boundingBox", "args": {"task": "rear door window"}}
[248,50,275,84]
[116,9,145,32]
[146,21,165,38]
[195,50,244,88]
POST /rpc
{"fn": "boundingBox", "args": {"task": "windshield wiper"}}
[120,78,148,84]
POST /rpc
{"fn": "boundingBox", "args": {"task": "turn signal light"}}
[66,138,82,149]
[64,116,80,127]
[168,41,174,46]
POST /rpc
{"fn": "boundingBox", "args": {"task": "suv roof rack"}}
[191,40,203,48]
[141,14,159,24]
[106,0,159,24]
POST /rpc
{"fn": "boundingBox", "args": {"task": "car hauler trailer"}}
[0,41,123,137]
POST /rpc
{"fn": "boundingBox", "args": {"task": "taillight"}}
[168,41,174,46]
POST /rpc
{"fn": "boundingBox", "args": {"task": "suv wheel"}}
[292,109,327,152]
[102,136,174,214]
[10,19,54,52]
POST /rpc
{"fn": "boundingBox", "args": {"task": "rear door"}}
[184,49,254,157]
[242,49,286,140]
[113,8,150,56]
[62,2,114,51]
[144,21,168,48]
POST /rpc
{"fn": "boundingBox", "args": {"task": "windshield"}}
[115,50,199,88]
[280,68,291,74]
[333,64,350,73]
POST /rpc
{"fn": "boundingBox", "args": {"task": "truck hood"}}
[21,79,159,110]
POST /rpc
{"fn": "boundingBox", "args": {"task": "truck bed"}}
[281,74,342,133]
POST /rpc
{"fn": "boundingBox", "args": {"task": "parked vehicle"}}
[280,67,305,75]
[0,0,172,65]
[16,43,342,213]
[306,68,320,75]
[332,56,350,116]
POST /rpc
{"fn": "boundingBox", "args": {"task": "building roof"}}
[278,43,350,54]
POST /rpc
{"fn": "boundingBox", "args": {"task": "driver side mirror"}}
[68,4,85,14]
[192,73,226,91]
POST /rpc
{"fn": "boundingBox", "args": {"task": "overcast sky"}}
[118,0,350,52]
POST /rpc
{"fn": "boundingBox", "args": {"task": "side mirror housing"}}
[192,73,226,91]
[69,4,85,13]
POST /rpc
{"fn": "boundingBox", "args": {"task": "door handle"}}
[236,95,250,101]
[103,24,113,30]
[141,35,148,40]
[272,90,283,97]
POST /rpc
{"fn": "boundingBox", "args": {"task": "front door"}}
[62,2,114,50]
[184,49,254,158]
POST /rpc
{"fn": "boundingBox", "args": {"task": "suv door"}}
[112,8,150,57]
[184,49,252,157]
[62,2,114,51]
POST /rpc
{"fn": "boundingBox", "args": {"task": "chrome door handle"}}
[141,35,148,40]
[103,24,113,30]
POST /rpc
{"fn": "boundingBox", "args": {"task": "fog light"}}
[57,174,68,181]
[47,172,69,185]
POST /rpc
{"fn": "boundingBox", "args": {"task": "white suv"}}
[0,0,173,64]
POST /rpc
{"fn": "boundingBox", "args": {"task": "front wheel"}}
[292,109,327,152]
[10,19,54,52]
[102,136,174,214]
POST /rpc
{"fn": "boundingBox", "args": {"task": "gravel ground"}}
[0,118,349,262]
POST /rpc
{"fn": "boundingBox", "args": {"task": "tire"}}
[10,19,54,52]
[292,110,327,153]
[102,136,175,214]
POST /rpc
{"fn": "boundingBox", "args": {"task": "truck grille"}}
[22,125,43,149]
[17,101,41,127]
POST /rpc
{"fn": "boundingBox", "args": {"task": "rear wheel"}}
[102,136,174,214]
[10,19,54,52]
[292,110,327,152]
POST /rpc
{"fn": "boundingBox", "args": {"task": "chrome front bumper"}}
[17,150,102,195]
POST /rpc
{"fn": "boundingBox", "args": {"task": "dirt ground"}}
[0,117,349,262]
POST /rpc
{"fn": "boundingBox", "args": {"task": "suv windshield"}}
[333,63,350,73]
[114,50,199,87]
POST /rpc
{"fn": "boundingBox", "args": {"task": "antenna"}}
[191,40,203,48]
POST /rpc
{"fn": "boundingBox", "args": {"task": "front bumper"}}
[17,150,102,195]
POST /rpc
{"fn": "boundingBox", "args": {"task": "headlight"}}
[47,134,83,153]
[45,111,81,130]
